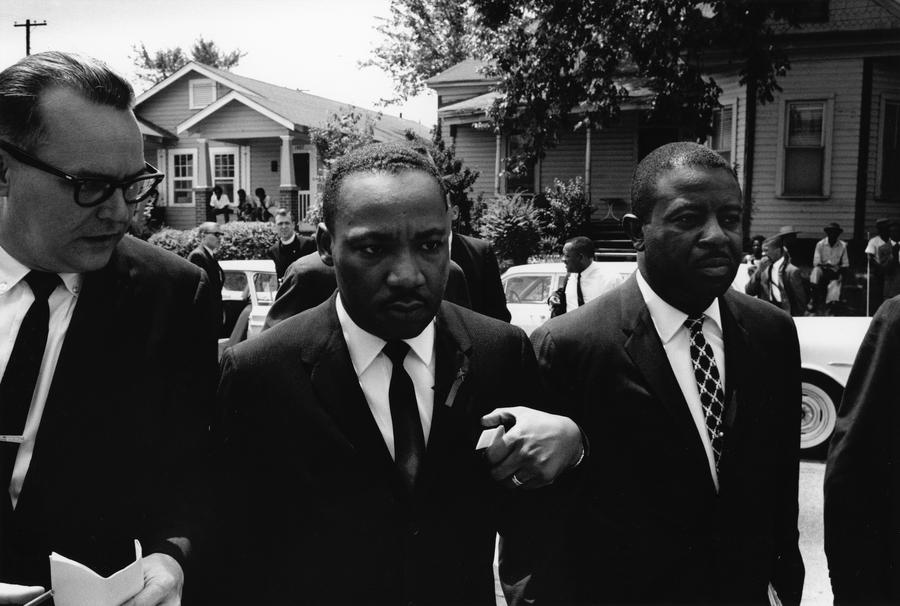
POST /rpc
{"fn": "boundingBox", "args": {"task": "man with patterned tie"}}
[0,52,216,604]
[209,142,584,605]
[529,142,804,604]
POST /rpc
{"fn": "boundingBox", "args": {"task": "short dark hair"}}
[255,187,266,198]
[0,51,134,151]
[630,142,737,221]
[751,234,765,244]
[565,236,594,258]
[274,208,293,221]
[322,142,446,232]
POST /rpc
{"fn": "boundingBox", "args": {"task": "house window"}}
[170,152,195,205]
[212,151,236,200]
[189,79,217,109]
[709,106,734,164]
[783,101,826,196]
[880,99,900,200]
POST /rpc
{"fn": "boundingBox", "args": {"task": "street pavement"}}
[494,460,833,606]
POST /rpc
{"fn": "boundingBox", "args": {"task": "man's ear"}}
[449,204,459,222]
[0,153,10,198]
[622,213,646,252]
[316,223,335,267]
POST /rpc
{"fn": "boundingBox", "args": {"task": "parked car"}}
[220,259,278,343]
[501,261,868,455]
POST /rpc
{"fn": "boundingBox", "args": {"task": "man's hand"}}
[481,406,583,489]
[0,583,44,605]
[121,553,183,606]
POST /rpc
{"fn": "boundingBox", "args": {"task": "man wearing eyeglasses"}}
[0,52,216,605]
[188,223,225,335]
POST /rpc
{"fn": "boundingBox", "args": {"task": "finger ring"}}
[511,474,524,487]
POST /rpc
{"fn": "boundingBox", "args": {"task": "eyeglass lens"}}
[78,176,159,206]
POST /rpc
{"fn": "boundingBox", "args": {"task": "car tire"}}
[800,371,842,458]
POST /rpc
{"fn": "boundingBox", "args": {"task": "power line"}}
[13,19,47,56]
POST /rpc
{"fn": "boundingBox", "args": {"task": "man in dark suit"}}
[267,208,316,281]
[528,142,804,604]
[210,142,583,605]
[188,222,225,334]
[0,52,215,604]
[825,295,900,604]
[450,209,511,322]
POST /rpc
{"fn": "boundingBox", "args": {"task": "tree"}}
[132,37,246,86]
[360,0,490,105]
[470,0,799,165]
[310,110,378,164]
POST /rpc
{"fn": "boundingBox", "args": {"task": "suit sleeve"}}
[825,299,900,604]
[787,268,808,312]
[771,315,805,606]
[264,264,307,329]
[482,243,512,322]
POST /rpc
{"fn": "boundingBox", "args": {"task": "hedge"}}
[148,221,280,260]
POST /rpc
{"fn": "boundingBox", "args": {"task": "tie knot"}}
[25,271,60,301]
[383,340,410,367]
[684,314,705,333]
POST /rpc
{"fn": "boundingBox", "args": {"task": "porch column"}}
[494,133,502,195]
[279,134,299,219]
[195,138,213,225]
[584,129,592,205]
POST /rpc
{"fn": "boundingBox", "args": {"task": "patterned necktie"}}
[383,341,426,493]
[576,272,585,306]
[684,314,726,470]
[1,271,61,491]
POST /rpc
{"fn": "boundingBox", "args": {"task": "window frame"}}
[775,95,834,199]
[876,93,900,201]
[168,148,198,206]
[188,78,217,110]
[707,99,737,166]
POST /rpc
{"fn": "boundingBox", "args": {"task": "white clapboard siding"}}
[864,57,900,233]
[452,125,500,198]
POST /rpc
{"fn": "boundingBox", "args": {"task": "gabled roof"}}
[137,116,176,142]
[136,61,429,139]
[426,59,496,86]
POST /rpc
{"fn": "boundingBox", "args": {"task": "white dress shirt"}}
[564,261,625,312]
[770,256,785,303]
[0,244,81,505]
[335,294,436,459]
[636,271,725,491]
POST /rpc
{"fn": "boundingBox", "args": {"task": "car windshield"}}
[254,272,279,305]
[505,274,552,304]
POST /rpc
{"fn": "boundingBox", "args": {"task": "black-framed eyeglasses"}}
[0,139,165,208]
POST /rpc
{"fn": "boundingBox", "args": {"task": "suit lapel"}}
[303,299,396,477]
[619,276,714,483]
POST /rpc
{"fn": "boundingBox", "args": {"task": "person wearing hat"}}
[865,218,893,312]
[810,223,849,313]
[745,228,807,316]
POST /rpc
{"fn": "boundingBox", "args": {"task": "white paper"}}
[50,540,143,606]
[476,425,505,451]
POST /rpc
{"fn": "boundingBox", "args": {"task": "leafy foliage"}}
[470,0,798,165]
[148,221,278,261]
[361,0,491,105]
[477,194,542,265]
[311,110,378,164]
[403,130,480,234]
[131,37,246,86]
[536,177,592,251]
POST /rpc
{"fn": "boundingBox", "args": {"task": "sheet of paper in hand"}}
[50,540,143,606]
[476,425,506,452]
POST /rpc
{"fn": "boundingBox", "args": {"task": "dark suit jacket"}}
[208,297,542,605]
[825,296,900,604]
[452,233,511,322]
[529,275,804,605]
[188,245,224,330]
[267,234,316,280]
[264,252,472,330]
[1,236,216,586]
[745,257,808,317]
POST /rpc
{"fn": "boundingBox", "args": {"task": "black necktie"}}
[684,315,727,470]
[1,271,61,491]
[893,243,899,263]
[576,272,585,306]
[383,341,426,493]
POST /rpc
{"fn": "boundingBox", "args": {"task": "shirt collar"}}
[0,242,82,297]
[635,270,721,345]
[335,293,435,376]
[577,260,600,278]
[280,233,296,246]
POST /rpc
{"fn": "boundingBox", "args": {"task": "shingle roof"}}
[425,58,496,85]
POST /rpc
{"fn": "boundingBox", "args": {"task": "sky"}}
[0,0,438,127]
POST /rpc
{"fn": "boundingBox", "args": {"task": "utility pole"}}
[14,19,47,56]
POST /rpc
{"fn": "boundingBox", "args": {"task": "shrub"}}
[147,221,279,260]
[537,177,592,253]
[477,194,542,266]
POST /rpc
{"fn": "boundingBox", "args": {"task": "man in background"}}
[267,209,316,281]
[0,51,215,604]
[188,222,225,334]
[809,222,849,314]
[550,236,625,316]
[450,204,511,322]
